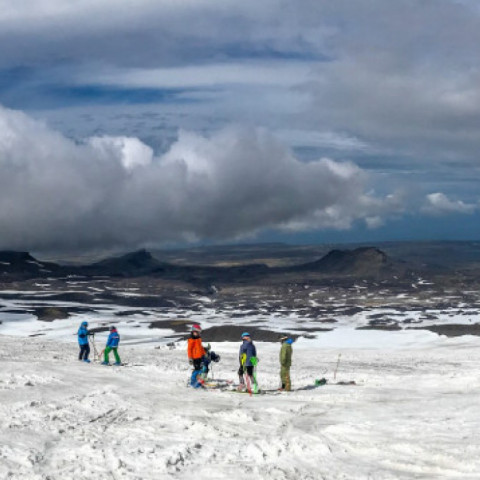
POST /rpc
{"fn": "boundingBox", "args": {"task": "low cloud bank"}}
[0,105,399,253]
[422,193,477,216]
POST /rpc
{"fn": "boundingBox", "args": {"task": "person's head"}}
[286,338,294,345]
[81,321,88,327]
[110,326,117,332]
[191,324,201,336]
[241,332,251,341]
[279,335,288,343]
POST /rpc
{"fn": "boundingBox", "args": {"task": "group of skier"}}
[77,321,122,365]
[77,320,294,392]
[187,323,294,392]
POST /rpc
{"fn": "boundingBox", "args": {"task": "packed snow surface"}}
[1,333,479,479]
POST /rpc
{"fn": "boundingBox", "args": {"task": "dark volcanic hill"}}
[83,249,165,276]
[293,247,400,277]
[0,251,60,278]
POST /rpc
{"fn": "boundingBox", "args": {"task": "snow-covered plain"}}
[1,329,480,479]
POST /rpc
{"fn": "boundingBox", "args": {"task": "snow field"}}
[1,335,480,479]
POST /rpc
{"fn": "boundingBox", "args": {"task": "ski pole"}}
[250,356,259,393]
[334,353,341,380]
[88,334,94,360]
[90,334,99,362]
[252,367,259,394]
[244,373,252,397]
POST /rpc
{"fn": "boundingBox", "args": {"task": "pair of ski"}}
[203,377,356,394]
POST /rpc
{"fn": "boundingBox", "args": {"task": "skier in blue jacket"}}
[77,321,93,363]
[102,326,121,365]
[238,332,258,392]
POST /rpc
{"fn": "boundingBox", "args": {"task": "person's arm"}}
[239,344,246,365]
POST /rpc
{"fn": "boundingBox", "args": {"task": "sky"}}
[1,0,480,254]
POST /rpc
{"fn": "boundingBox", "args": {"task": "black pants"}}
[238,365,254,384]
[193,358,209,374]
[79,344,90,360]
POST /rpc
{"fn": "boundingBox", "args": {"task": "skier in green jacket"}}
[279,336,293,391]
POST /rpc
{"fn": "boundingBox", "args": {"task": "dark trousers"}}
[238,365,254,384]
[191,358,208,387]
[79,344,90,360]
[193,357,209,374]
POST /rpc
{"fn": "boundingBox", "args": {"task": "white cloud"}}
[365,216,384,229]
[79,61,315,90]
[88,136,153,171]
[274,129,369,152]
[421,192,477,216]
[0,104,401,253]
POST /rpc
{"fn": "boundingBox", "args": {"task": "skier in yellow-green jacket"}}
[279,336,293,391]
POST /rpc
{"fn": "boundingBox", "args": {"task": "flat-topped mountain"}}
[297,247,391,276]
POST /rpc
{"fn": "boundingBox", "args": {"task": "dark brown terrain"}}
[1,242,480,339]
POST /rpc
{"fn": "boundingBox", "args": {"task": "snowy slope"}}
[1,334,480,479]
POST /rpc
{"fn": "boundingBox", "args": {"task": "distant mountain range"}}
[0,246,424,284]
[152,240,480,270]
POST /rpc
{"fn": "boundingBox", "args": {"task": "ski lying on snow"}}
[97,363,145,367]
[295,379,357,390]
[205,378,357,394]
[201,379,234,388]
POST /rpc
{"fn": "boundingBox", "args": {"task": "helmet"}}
[81,321,88,326]
[191,324,201,332]
[241,332,250,338]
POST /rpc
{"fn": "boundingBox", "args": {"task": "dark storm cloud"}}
[0,1,327,68]
[0,105,399,253]
[2,0,475,167]
[301,0,480,164]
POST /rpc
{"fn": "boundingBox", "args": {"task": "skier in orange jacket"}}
[188,324,207,388]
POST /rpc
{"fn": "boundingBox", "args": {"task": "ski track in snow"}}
[1,336,480,479]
